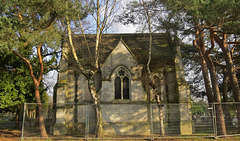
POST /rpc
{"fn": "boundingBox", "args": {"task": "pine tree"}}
[1,0,65,137]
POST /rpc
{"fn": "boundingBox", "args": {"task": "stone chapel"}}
[53,33,192,136]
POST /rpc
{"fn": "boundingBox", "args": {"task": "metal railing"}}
[21,102,240,140]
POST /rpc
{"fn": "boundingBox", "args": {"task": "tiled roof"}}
[65,33,176,69]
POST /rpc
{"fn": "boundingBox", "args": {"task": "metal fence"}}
[21,102,240,140]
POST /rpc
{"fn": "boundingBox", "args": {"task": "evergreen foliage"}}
[0,0,66,135]
[0,48,48,112]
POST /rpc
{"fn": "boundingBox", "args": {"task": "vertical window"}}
[115,77,121,99]
[114,68,130,99]
[123,77,129,99]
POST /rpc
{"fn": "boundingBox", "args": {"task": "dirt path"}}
[0,129,21,141]
[1,128,240,141]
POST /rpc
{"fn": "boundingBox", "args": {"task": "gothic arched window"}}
[114,68,130,99]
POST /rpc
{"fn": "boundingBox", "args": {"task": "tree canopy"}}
[0,51,49,112]
[0,0,68,137]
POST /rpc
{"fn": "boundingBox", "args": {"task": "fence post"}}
[150,103,153,140]
[85,103,88,140]
[191,103,195,134]
[212,103,217,137]
[21,103,26,140]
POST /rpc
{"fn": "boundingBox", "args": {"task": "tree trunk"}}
[215,103,227,135]
[194,27,213,103]
[222,69,233,130]
[214,32,240,132]
[35,87,48,137]
[223,45,240,132]
[197,49,213,103]
[94,104,102,137]
[193,26,226,135]
[15,104,20,128]
[12,44,48,138]
[95,0,100,69]
[222,68,229,103]
[88,76,102,138]
[142,0,165,136]
[155,93,165,136]
[194,28,214,122]
[203,48,227,136]
[216,34,240,102]
[197,49,214,122]
[66,15,103,137]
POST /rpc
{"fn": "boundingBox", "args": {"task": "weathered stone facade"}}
[53,33,192,136]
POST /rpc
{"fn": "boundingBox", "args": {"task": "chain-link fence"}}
[21,102,240,140]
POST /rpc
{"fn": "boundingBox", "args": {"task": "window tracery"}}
[114,68,130,99]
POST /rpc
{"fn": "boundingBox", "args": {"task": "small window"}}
[114,68,130,99]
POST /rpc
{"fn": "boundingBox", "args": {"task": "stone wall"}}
[53,103,192,136]
[101,41,140,80]
[100,40,146,102]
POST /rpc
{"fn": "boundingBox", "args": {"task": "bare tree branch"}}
[78,14,92,60]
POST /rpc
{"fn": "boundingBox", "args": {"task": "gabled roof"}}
[66,33,176,70]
